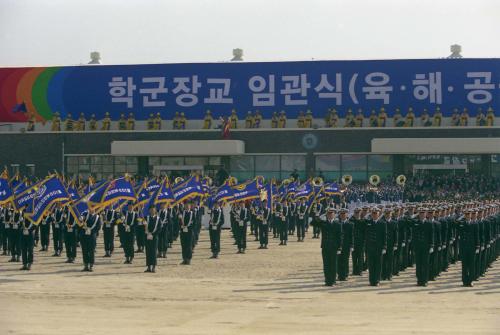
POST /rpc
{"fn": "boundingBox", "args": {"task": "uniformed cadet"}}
[147,113,155,130]
[64,209,77,263]
[351,207,366,275]
[103,206,117,257]
[413,208,434,286]
[368,110,377,127]
[135,210,146,253]
[278,111,287,128]
[127,112,135,130]
[203,110,213,129]
[122,203,138,264]
[64,113,74,131]
[296,198,307,242]
[52,203,65,256]
[365,207,387,286]
[458,210,478,286]
[8,208,22,262]
[89,114,98,130]
[355,109,364,127]
[101,112,111,130]
[26,114,35,132]
[428,208,440,281]
[311,199,324,239]
[311,208,342,286]
[377,107,387,127]
[394,206,406,275]
[279,199,289,246]
[179,112,187,129]
[1,206,11,255]
[39,213,52,251]
[288,199,296,236]
[486,107,495,126]
[451,108,460,126]
[77,112,86,131]
[382,208,397,281]
[144,207,160,273]
[180,202,194,264]
[404,107,415,127]
[235,201,249,253]
[460,108,469,126]
[297,111,305,128]
[230,109,239,129]
[80,208,100,272]
[338,209,353,281]
[344,108,355,127]
[157,203,170,258]
[19,218,35,270]
[271,112,279,128]
[304,109,313,128]
[245,111,254,128]
[118,113,127,130]
[209,201,224,258]
[393,108,403,127]
[154,112,163,130]
[254,110,262,128]
[432,107,442,127]
[258,200,271,249]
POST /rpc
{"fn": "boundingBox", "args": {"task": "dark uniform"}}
[458,213,479,286]
[103,208,117,257]
[382,211,398,281]
[157,205,170,258]
[338,211,353,281]
[235,205,249,253]
[122,209,138,264]
[296,201,307,242]
[64,213,77,263]
[80,212,100,272]
[8,210,23,262]
[209,205,224,258]
[52,207,65,256]
[144,213,160,272]
[311,202,324,239]
[20,219,35,270]
[351,210,366,275]
[279,202,289,245]
[365,211,387,286]
[39,214,52,251]
[258,205,271,248]
[180,207,194,264]
[413,212,434,286]
[0,207,8,255]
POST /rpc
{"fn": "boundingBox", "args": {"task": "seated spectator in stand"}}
[404,107,415,127]
[230,109,238,129]
[77,113,86,131]
[64,113,74,131]
[377,107,387,127]
[355,109,364,127]
[393,108,404,127]
[344,108,354,127]
[368,110,377,127]
[245,111,254,128]
[127,113,135,130]
[460,108,469,126]
[278,110,287,128]
[89,114,97,130]
[304,110,313,128]
[271,111,278,128]
[451,108,460,126]
[118,113,127,130]
[101,112,111,131]
[254,110,262,128]
[203,110,213,129]
[432,107,442,127]
[486,107,495,126]
[51,112,61,131]
[297,111,305,128]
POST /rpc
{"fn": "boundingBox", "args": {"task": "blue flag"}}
[12,102,27,113]
[99,177,136,209]
[173,175,203,203]
[295,180,313,200]
[25,176,70,225]
[0,170,13,205]
[212,180,234,204]
[156,178,175,204]
[231,179,261,203]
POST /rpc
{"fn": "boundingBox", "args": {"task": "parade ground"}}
[1,230,498,335]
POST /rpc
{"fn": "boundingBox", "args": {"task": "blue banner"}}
[25,176,70,225]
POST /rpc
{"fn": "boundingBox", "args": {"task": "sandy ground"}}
[1,229,499,335]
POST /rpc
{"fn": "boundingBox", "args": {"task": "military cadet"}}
[135,210,146,253]
[288,198,297,236]
[344,108,355,127]
[245,111,254,128]
[486,107,495,126]
[180,201,194,264]
[304,110,313,128]
[209,201,224,258]
[101,112,111,130]
[157,203,169,258]
[19,217,35,270]
[457,210,478,286]
[230,109,238,129]
[0,206,8,255]
[351,207,366,275]
[235,201,249,253]
[122,203,138,264]
[144,207,160,273]
[249,201,259,239]
[278,111,287,128]
[271,112,279,128]
[26,113,35,131]
[80,208,100,272]
[203,110,213,129]
[432,107,442,127]
[338,209,353,281]
[297,111,305,128]
[460,108,469,126]
[365,207,387,286]
[258,200,271,249]
[404,107,415,127]
[311,198,324,239]
[155,112,163,130]
[413,208,434,286]
[451,108,460,126]
[179,112,187,129]
[77,113,86,131]
[8,208,22,262]
[103,206,118,257]
[394,206,406,275]
[470,209,482,280]
[118,113,127,130]
[439,207,450,272]
[296,198,307,242]
[2,205,12,256]
[428,208,440,281]
[279,199,289,246]
[311,208,342,286]
[377,107,387,127]
[89,114,98,130]
[382,208,397,281]
[52,203,65,256]
[147,113,155,130]
[355,109,364,127]
[64,113,74,131]
[39,213,52,251]
[254,110,262,128]
[393,108,404,127]
[64,209,77,263]
[127,112,135,130]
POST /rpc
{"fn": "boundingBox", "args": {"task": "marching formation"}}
[0,171,498,289]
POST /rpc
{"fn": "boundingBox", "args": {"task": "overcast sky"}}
[0,0,499,67]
